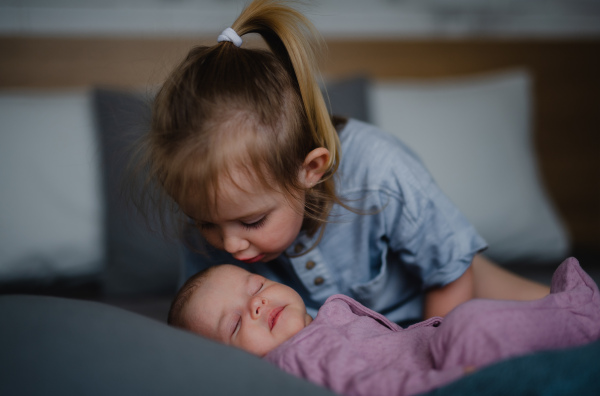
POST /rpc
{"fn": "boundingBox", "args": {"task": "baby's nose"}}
[250,296,268,318]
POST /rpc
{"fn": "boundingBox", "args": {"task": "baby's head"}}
[168,265,313,357]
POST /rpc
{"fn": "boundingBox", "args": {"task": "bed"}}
[1,36,599,395]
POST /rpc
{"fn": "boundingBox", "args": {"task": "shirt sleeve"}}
[371,131,487,289]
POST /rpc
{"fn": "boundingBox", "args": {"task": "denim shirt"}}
[182,119,487,323]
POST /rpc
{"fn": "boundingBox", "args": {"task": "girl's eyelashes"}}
[195,215,268,231]
[242,215,267,230]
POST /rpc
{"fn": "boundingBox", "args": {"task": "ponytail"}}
[230,0,340,178]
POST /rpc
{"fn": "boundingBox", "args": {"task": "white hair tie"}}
[217,27,243,48]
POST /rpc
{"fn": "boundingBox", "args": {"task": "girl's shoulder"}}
[339,119,423,166]
[337,119,433,190]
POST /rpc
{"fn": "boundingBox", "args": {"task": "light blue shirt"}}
[182,119,487,323]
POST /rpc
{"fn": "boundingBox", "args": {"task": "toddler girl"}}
[140,0,548,324]
[167,257,600,396]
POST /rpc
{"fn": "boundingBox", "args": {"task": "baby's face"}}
[184,265,313,356]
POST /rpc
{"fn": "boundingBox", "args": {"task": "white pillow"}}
[370,70,569,264]
[0,90,104,284]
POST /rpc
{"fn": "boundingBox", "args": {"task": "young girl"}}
[140,0,549,324]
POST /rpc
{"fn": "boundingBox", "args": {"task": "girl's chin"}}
[261,253,278,262]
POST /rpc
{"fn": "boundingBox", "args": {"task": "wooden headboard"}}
[1,37,598,251]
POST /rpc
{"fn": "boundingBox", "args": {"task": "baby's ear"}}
[299,148,330,188]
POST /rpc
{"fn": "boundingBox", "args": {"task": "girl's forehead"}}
[219,166,265,196]
[181,168,282,222]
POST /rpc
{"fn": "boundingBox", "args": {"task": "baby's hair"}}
[167,266,219,329]
[135,0,349,246]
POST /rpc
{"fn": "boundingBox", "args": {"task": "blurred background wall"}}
[1,0,600,38]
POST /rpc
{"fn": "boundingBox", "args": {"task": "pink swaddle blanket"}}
[265,258,600,396]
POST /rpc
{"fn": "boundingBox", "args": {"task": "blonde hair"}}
[139,0,345,244]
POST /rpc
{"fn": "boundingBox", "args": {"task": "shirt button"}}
[305,260,316,270]
[314,276,324,286]
[294,243,305,254]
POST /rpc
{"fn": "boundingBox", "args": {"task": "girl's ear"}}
[299,147,330,188]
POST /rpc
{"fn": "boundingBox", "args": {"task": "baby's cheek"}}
[236,331,267,356]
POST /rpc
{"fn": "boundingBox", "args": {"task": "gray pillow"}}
[0,294,336,396]
[92,88,180,296]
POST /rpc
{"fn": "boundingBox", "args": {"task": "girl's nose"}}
[250,296,267,319]
[222,231,250,254]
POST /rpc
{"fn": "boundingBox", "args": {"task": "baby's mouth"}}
[269,306,284,331]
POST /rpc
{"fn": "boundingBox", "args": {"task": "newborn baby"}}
[168,258,600,396]
[169,262,313,356]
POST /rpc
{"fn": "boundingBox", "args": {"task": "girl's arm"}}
[424,265,474,319]
[471,254,550,300]
[424,254,551,318]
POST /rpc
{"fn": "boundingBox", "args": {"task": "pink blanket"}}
[265,258,600,396]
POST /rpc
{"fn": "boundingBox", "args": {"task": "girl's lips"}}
[269,306,284,331]
[239,254,265,264]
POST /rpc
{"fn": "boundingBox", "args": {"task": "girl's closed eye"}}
[242,215,268,230]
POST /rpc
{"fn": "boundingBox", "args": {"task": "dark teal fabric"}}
[423,339,600,396]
